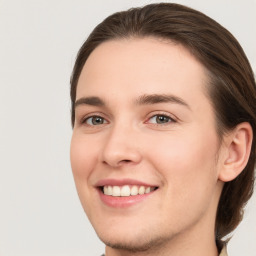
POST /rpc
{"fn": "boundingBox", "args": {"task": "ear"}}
[218,122,253,182]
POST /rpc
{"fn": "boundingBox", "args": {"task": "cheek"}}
[147,130,219,199]
[70,133,101,216]
[147,132,220,228]
[70,133,98,178]
[70,133,101,206]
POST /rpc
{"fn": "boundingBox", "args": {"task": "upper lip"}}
[95,178,158,188]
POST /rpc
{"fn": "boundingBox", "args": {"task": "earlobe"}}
[218,122,253,182]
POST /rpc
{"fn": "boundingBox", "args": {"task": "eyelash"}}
[80,111,178,128]
[81,115,108,126]
[146,113,177,125]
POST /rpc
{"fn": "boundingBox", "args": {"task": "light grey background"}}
[0,0,255,255]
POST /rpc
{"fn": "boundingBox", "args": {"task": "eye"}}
[84,116,107,125]
[147,114,175,124]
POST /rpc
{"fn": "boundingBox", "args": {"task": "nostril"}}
[102,159,131,167]
[118,159,133,165]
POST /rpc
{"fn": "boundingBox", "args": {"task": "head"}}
[70,2,256,251]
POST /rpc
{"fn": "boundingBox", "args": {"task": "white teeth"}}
[103,186,113,196]
[103,186,113,195]
[145,187,151,193]
[103,186,108,195]
[102,185,156,197]
[107,186,113,196]
[130,185,139,195]
[138,186,145,195]
[112,186,121,196]
[121,185,130,196]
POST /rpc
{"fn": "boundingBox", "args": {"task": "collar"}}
[219,245,228,256]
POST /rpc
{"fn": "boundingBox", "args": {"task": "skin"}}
[70,38,251,256]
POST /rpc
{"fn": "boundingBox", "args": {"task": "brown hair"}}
[70,3,256,243]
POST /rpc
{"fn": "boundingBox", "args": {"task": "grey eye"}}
[86,116,106,125]
[149,115,172,124]
[156,115,171,123]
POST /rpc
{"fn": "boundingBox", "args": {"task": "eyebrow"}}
[74,94,191,110]
[135,94,191,109]
[75,96,105,108]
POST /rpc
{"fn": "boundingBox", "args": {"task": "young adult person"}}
[69,3,256,256]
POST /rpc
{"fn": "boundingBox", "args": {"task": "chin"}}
[95,225,173,253]
[101,236,168,253]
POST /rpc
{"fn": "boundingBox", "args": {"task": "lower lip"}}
[98,189,156,208]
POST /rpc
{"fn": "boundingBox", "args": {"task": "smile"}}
[96,179,159,208]
[102,185,157,197]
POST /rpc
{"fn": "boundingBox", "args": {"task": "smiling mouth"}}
[100,185,158,197]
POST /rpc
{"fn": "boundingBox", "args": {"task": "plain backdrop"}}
[0,0,255,255]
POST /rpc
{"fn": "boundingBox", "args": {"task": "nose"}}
[100,124,142,168]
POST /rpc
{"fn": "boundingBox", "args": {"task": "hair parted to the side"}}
[70,3,256,244]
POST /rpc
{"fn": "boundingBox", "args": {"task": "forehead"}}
[76,37,210,109]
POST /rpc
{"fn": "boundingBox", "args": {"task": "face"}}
[70,38,223,252]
